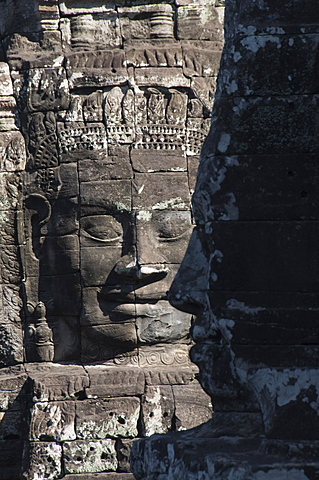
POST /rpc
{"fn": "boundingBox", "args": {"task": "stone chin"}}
[93,297,192,347]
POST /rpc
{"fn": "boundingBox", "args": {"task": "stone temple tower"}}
[131,1,319,479]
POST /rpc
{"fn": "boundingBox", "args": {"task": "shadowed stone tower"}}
[131,0,319,479]
[0,1,224,479]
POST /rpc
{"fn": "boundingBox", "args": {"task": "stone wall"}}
[0,1,224,479]
[131,1,319,479]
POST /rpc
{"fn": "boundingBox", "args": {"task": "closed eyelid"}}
[80,215,123,243]
[155,213,192,240]
[158,226,192,241]
[81,229,122,243]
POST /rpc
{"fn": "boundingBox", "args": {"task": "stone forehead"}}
[78,172,191,212]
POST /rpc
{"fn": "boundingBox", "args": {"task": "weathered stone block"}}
[0,96,18,132]
[26,234,79,277]
[80,180,131,215]
[131,150,187,173]
[116,438,135,473]
[125,46,183,69]
[0,63,13,96]
[80,245,122,287]
[0,322,24,367]
[173,382,212,430]
[134,67,190,88]
[195,154,319,222]
[70,13,121,50]
[29,401,76,441]
[78,154,133,183]
[139,344,192,368]
[49,315,81,363]
[182,45,222,77]
[64,474,135,480]
[187,155,199,192]
[81,286,136,323]
[0,366,27,410]
[0,245,21,284]
[0,209,17,247]
[26,67,70,112]
[63,439,117,474]
[209,95,319,156]
[58,163,79,198]
[0,439,23,480]
[76,397,140,439]
[0,132,26,171]
[132,173,190,211]
[81,323,137,350]
[118,4,174,41]
[141,385,174,436]
[46,197,79,236]
[248,368,319,439]
[206,221,319,293]
[237,0,319,29]
[221,34,319,96]
[191,76,217,111]
[23,441,62,480]
[234,344,319,370]
[60,2,116,16]
[210,412,264,437]
[177,4,223,41]
[0,410,25,440]
[81,334,139,364]
[210,292,319,347]
[144,212,193,264]
[0,172,20,211]
[65,51,128,89]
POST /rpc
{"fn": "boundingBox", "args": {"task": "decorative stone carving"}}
[0,1,223,478]
[25,302,54,363]
[26,68,70,112]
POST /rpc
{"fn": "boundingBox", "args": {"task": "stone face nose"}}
[114,252,168,280]
[135,216,167,266]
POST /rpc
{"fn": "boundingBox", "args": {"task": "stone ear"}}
[24,194,51,258]
[25,193,51,229]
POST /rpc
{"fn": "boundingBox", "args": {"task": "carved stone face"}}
[12,1,223,365]
[78,158,194,360]
[23,149,196,362]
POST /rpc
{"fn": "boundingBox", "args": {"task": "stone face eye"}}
[81,215,123,242]
[155,211,192,240]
